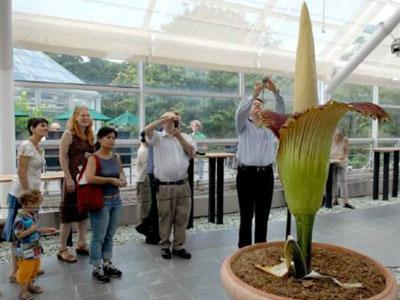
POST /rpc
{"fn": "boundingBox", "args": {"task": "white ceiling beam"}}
[319,0,385,61]
[324,6,400,100]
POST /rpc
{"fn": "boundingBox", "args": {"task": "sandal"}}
[76,245,90,256]
[9,274,17,283]
[37,269,45,276]
[57,248,77,263]
[28,285,43,294]
[18,292,33,300]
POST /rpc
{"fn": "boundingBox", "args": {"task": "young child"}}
[14,189,56,300]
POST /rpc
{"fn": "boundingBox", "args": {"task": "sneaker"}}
[172,248,191,259]
[103,262,122,278]
[161,248,172,259]
[343,203,355,209]
[92,266,110,283]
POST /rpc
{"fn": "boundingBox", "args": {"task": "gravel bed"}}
[1,196,400,284]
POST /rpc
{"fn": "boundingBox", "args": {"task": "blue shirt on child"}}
[13,211,41,260]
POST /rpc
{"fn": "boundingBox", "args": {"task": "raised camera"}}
[391,38,400,56]
[174,120,179,128]
[262,76,269,83]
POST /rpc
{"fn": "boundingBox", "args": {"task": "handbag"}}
[76,154,103,214]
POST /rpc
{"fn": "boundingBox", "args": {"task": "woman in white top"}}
[2,118,49,282]
[330,128,355,209]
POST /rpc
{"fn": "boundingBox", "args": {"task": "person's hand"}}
[119,178,127,188]
[65,177,75,193]
[40,227,58,234]
[253,81,264,98]
[265,78,278,93]
[110,178,122,187]
[171,127,181,137]
[29,224,39,233]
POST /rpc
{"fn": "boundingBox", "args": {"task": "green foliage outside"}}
[26,52,399,168]
[15,91,46,140]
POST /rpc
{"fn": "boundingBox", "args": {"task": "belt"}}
[157,179,186,185]
[238,164,272,172]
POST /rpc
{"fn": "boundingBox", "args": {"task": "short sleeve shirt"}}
[14,211,42,260]
[148,131,196,181]
[9,140,45,197]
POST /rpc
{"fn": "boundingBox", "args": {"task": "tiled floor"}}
[1,203,400,299]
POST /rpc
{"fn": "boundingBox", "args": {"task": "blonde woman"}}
[58,107,95,262]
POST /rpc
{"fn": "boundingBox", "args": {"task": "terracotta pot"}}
[220,241,398,300]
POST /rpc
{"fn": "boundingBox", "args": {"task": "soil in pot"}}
[231,245,386,300]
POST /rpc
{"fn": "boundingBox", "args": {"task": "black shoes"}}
[172,248,191,259]
[161,248,172,259]
[161,248,191,259]
[103,262,122,278]
[344,203,355,209]
[92,266,110,283]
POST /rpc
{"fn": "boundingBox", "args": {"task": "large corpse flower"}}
[259,2,389,279]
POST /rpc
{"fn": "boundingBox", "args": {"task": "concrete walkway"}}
[1,204,400,299]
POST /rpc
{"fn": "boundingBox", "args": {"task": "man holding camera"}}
[235,77,285,248]
[144,111,196,259]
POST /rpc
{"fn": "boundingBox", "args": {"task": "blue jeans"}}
[2,194,21,242]
[89,196,122,267]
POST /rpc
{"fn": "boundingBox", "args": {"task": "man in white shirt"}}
[144,111,196,259]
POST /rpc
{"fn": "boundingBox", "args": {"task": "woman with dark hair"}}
[58,106,95,263]
[2,118,49,283]
[84,127,127,283]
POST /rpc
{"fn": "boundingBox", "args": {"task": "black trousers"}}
[236,165,274,248]
[146,174,160,241]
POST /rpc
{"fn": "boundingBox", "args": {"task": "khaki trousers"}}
[157,182,191,249]
[136,178,152,223]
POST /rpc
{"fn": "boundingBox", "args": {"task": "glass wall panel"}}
[332,83,374,139]
[144,63,239,93]
[378,108,400,138]
[145,95,239,139]
[332,83,373,103]
[337,114,372,138]
[245,74,293,113]
[348,143,372,169]
[101,92,140,139]
[14,88,139,139]
[379,86,400,106]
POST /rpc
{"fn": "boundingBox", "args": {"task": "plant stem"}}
[296,214,315,275]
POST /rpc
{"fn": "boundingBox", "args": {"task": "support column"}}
[372,86,379,147]
[0,0,16,218]
[138,62,145,133]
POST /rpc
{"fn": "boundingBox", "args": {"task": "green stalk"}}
[296,214,315,275]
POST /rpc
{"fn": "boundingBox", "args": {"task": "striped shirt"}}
[235,91,285,166]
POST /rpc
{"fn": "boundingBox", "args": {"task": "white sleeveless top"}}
[9,140,45,197]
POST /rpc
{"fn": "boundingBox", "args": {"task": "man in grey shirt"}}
[235,77,285,248]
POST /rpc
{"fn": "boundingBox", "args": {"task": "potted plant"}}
[220,3,397,300]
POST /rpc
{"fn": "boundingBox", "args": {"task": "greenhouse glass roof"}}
[12,0,400,87]
[14,48,83,83]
